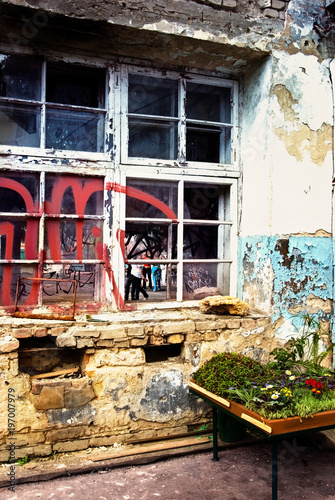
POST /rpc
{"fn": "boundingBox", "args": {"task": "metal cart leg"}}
[212,406,219,462]
[272,440,278,500]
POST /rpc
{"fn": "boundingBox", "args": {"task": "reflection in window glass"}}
[126,179,177,219]
[186,83,231,123]
[0,104,41,147]
[184,184,220,220]
[128,75,178,116]
[42,263,100,302]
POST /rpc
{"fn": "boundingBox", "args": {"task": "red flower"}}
[306,378,324,390]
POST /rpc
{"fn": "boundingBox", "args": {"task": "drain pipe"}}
[330,59,335,368]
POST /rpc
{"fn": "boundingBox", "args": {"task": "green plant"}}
[269,312,334,375]
[17,455,29,466]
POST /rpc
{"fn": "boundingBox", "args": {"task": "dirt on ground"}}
[1,433,335,499]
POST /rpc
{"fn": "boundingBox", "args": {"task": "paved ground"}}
[1,436,335,499]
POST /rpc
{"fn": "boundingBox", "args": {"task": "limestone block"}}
[99,326,127,340]
[9,357,19,376]
[0,336,19,353]
[76,338,95,349]
[264,7,279,17]
[6,432,45,447]
[64,379,95,409]
[0,354,9,371]
[272,0,286,9]
[71,328,99,338]
[56,332,77,348]
[166,334,184,344]
[199,296,249,316]
[204,332,219,341]
[53,438,90,453]
[163,321,195,335]
[96,340,115,347]
[46,425,86,443]
[113,340,130,348]
[88,348,145,368]
[33,385,65,410]
[130,337,148,346]
[127,325,145,338]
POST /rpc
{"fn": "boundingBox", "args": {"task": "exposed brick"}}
[33,327,47,337]
[12,328,32,338]
[263,8,279,17]
[149,335,165,345]
[49,327,65,336]
[241,319,257,329]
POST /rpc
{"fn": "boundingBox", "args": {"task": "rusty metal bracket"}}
[14,277,77,321]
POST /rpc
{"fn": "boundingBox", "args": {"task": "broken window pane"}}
[128,119,178,159]
[126,179,177,219]
[183,262,230,299]
[186,83,231,123]
[128,75,178,116]
[0,172,40,213]
[0,103,41,147]
[45,176,104,215]
[125,223,177,260]
[46,109,105,152]
[0,55,41,100]
[46,62,105,108]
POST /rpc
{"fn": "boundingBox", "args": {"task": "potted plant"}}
[189,313,335,438]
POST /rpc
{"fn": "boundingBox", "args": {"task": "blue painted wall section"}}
[238,236,333,323]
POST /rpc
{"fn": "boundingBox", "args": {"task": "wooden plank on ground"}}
[90,436,212,462]
[30,368,79,379]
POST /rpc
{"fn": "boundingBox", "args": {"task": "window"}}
[0,172,105,307]
[123,68,236,167]
[0,54,238,309]
[124,178,235,301]
[0,55,106,153]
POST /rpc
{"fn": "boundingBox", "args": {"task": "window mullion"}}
[40,60,47,149]
[176,179,184,301]
[38,171,45,305]
[179,79,186,163]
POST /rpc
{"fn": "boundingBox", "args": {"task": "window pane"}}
[42,263,101,302]
[0,219,39,260]
[45,176,104,215]
[186,124,225,163]
[0,264,37,306]
[45,220,103,260]
[184,184,220,220]
[125,223,177,260]
[128,75,178,116]
[183,225,218,259]
[0,172,40,213]
[0,55,41,100]
[46,109,105,152]
[46,62,105,108]
[125,263,176,301]
[129,119,177,159]
[186,83,231,123]
[0,104,40,147]
[126,179,177,219]
[183,262,230,299]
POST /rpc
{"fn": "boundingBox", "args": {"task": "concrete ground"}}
[1,433,335,499]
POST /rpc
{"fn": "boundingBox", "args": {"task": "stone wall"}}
[0,308,277,461]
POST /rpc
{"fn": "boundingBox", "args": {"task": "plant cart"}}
[189,380,335,500]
